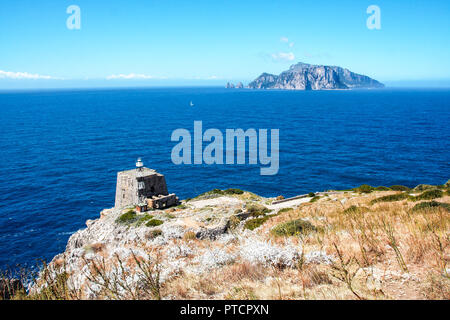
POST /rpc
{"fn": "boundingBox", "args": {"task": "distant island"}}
[226,81,244,89]
[227,62,384,90]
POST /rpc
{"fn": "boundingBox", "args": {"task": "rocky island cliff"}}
[22,180,449,300]
[247,62,384,90]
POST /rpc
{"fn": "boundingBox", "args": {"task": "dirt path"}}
[267,197,312,210]
[188,196,243,209]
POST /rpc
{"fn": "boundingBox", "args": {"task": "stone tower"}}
[114,159,178,209]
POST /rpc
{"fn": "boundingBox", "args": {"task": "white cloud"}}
[271,52,295,62]
[106,73,156,80]
[0,70,59,80]
[289,42,294,48]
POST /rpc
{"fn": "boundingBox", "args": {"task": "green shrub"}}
[370,193,409,205]
[343,205,368,214]
[116,210,137,224]
[390,185,411,191]
[246,203,270,217]
[310,196,321,203]
[308,192,315,197]
[354,184,374,193]
[271,219,317,237]
[145,219,164,227]
[177,204,188,209]
[224,188,244,195]
[411,201,450,213]
[374,186,391,191]
[413,184,436,192]
[415,189,444,201]
[136,214,154,226]
[244,216,269,230]
[193,189,224,200]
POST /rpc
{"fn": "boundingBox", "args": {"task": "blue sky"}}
[0,0,449,88]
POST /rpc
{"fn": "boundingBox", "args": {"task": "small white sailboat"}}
[189,101,194,107]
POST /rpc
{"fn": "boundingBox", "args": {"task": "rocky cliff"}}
[29,183,450,300]
[248,62,384,90]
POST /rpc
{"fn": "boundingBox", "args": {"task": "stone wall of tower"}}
[115,171,138,209]
[136,175,168,200]
[114,168,170,209]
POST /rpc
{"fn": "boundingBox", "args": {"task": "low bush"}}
[390,185,411,191]
[116,210,137,224]
[343,205,368,215]
[354,184,374,193]
[136,214,154,226]
[415,189,444,201]
[413,184,436,192]
[224,188,244,195]
[310,196,320,203]
[374,186,391,191]
[271,219,317,237]
[246,203,270,217]
[145,219,164,227]
[308,192,315,197]
[193,188,245,200]
[370,193,409,205]
[411,201,450,213]
[244,216,270,230]
[193,189,225,200]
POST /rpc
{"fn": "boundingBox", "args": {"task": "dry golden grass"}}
[166,191,449,300]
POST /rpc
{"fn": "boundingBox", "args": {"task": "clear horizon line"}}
[1,84,450,93]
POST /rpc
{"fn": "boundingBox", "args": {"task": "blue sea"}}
[0,87,449,269]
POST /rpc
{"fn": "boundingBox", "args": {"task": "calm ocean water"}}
[0,87,449,269]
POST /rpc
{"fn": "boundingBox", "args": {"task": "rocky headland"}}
[22,181,450,300]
